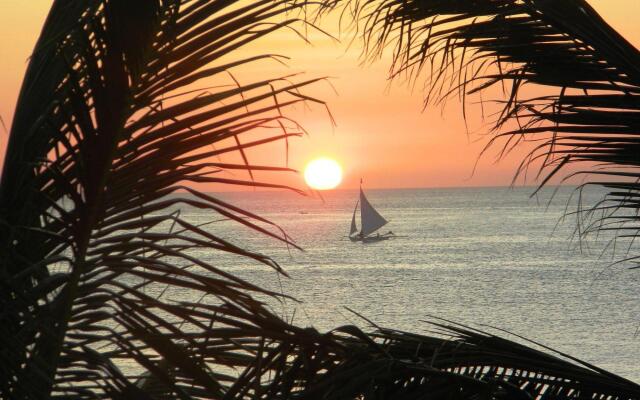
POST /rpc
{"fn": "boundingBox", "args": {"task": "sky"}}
[1,1,639,190]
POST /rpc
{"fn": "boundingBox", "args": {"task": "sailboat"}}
[349,182,394,243]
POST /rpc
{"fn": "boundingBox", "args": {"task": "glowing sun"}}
[304,158,343,190]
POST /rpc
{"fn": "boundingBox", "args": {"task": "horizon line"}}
[201,183,584,194]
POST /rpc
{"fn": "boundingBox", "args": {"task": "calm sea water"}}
[182,186,640,381]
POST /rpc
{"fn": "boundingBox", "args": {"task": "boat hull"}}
[349,234,394,243]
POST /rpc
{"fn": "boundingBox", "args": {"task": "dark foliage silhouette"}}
[2,0,640,399]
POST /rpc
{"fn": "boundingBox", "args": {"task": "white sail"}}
[359,188,388,237]
[350,200,359,236]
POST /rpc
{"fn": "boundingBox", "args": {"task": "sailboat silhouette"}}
[349,180,394,243]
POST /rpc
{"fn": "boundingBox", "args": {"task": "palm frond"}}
[5,1,640,398]
[336,0,640,257]
[221,318,640,399]
[0,0,329,397]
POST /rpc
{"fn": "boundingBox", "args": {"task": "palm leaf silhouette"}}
[332,0,640,255]
[3,0,640,398]
[222,318,640,399]
[0,0,329,397]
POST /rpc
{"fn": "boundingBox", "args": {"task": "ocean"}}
[182,186,640,381]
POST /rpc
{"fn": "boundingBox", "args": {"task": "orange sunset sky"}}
[1,1,639,190]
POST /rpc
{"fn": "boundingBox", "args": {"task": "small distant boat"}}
[349,181,394,243]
